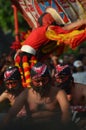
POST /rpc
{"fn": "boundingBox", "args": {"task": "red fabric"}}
[47,25,86,49]
[23,25,49,50]
[49,26,70,34]
[49,25,85,34]
[69,31,86,49]
[71,105,86,112]
[10,41,21,51]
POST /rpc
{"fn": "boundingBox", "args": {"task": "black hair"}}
[38,12,65,27]
[38,12,48,26]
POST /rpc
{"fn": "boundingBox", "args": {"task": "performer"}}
[0,62,79,130]
[0,66,26,122]
[14,8,86,88]
[54,64,86,130]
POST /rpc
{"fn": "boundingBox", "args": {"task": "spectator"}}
[68,53,76,73]
[81,54,86,71]
[49,53,59,77]
[62,54,70,65]
[78,45,86,55]
[50,53,58,67]
[72,60,86,85]
[0,53,15,94]
[76,45,86,62]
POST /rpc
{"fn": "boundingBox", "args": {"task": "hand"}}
[79,0,86,10]
[14,49,21,60]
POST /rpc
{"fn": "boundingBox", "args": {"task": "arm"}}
[56,89,71,124]
[62,19,86,31]
[48,19,86,31]
[0,91,8,102]
[0,88,28,128]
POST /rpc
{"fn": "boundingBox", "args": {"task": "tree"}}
[0,0,30,54]
[0,0,29,34]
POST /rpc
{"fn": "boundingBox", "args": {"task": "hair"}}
[38,12,64,27]
[38,12,48,26]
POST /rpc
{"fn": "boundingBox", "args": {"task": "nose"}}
[8,84,13,89]
[39,81,43,86]
[56,79,62,83]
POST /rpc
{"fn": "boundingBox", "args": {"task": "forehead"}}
[32,76,48,80]
[5,79,17,83]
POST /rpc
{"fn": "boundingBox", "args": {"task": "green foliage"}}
[0,0,29,34]
[0,1,14,32]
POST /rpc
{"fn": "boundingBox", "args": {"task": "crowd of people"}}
[0,10,86,130]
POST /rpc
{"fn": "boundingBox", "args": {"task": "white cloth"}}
[21,45,36,55]
[72,71,86,85]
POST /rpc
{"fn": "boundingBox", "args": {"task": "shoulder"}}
[51,87,67,98]
[56,88,68,100]
[57,89,67,96]
[0,90,8,96]
[74,83,86,88]
[18,88,32,97]
[72,83,86,96]
[0,90,9,101]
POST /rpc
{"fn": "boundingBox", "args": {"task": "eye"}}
[35,80,40,83]
[5,81,17,86]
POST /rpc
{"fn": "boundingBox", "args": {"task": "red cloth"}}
[23,25,49,50]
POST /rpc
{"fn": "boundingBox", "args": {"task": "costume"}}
[15,25,49,88]
[15,11,86,88]
[14,24,64,88]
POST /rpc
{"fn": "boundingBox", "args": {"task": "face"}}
[55,74,72,94]
[31,76,49,87]
[42,13,55,26]
[55,75,69,86]
[31,76,50,97]
[5,80,18,93]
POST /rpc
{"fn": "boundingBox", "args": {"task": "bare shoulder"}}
[51,87,67,99]
[51,86,60,93]
[71,83,86,105]
[75,83,86,88]
[0,90,9,101]
[0,90,8,96]
[74,83,86,93]
[72,83,86,95]
[56,89,67,98]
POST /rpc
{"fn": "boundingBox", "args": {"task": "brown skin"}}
[0,80,23,106]
[0,79,26,118]
[55,75,86,130]
[0,80,18,106]
[54,75,86,105]
[0,90,15,106]
[27,86,70,123]
[47,18,86,31]
[70,83,86,129]
[79,0,86,9]
[0,77,71,129]
[41,13,86,31]
[71,83,86,106]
